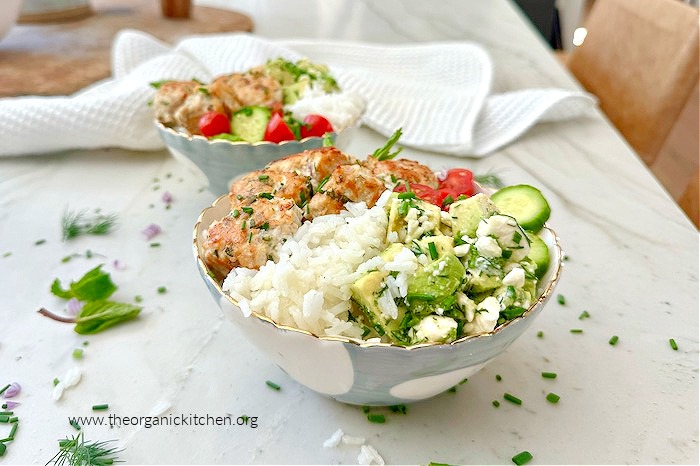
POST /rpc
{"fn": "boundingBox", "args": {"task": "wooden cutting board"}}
[0,0,254,97]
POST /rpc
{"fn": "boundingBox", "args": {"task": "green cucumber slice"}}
[526,232,549,278]
[490,184,551,232]
[231,106,271,143]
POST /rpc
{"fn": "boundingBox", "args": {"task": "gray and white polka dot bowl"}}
[193,195,563,406]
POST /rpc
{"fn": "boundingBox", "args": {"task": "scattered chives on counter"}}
[0,415,10,423]
[362,406,370,414]
[265,380,281,391]
[578,310,590,320]
[0,384,10,396]
[492,400,500,408]
[503,393,522,405]
[570,329,584,334]
[150,242,161,248]
[92,404,109,411]
[669,338,678,351]
[35,239,46,246]
[556,294,566,305]
[72,348,84,360]
[157,286,167,294]
[512,451,533,465]
[546,393,560,404]
[609,335,619,346]
[541,372,557,379]
[496,374,502,381]
[367,414,386,424]
[70,419,81,431]
[0,442,6,456]
[53,378,60,386]
[536,331,544,338]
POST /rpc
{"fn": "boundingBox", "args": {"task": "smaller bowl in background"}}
[157,121,359,195]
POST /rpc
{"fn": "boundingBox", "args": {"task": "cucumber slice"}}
[526,232,549,278]
[231,106,271,143]
[490,184,551,232]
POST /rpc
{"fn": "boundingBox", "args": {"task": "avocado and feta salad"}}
[349,184,551,346]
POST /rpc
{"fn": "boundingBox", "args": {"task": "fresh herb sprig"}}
[62,209,118,241]
[372,128,403,161]
[473,172,505,189]
[46,432,122,466]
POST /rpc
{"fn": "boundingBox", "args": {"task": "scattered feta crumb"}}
[342,435,366,445]
[502,267,526,288]
[358,444,385,465]
[323,428,345,448]
[52,367,82,401]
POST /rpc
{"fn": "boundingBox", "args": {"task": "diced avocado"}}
[350,243,408,334]
[468,271,503,293]
[283,81,308,105]
[449,193,499,239]
[387,194,442,243]
[407,253,465,301]
[230,106,271,143]
[417,236,454,258]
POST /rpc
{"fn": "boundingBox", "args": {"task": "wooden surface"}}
[0,0,253,97]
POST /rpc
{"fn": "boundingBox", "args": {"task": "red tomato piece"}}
[300,114,334,139]
[394,183,441,206]
[264,113,296,143]
[437,187,460,211]
[198,111,230,137]
[438,168,475,197]
[270,101,284,117]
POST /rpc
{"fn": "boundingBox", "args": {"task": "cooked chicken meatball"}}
[228,169,312,209]
[153,81,198,127]
[266,147,356,188]
[210,71,283,114]
[173,87,227,135]
[203,197,303,276]
[306,164,386,218]
[363,156,439,189]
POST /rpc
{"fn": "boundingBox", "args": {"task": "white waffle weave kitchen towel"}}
[0,30,595,157]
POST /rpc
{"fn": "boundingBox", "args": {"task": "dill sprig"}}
[372,128,403,161]
[473,172,505,189]
[62,209,118,241]
[47,432,122,466]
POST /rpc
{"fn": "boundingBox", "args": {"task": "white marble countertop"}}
[1,0,698,464]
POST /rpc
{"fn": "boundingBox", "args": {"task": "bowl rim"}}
[193,193,563,352]
[155,120,340,147]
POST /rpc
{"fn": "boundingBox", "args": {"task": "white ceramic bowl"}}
[193,194,563,406]
[157,121,359,196]
[0,0,22,42]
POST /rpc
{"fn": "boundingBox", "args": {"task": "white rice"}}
[286,84,366,132]
[222,191,394,339]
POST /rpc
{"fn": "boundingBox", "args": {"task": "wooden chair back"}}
[567,0,699,165]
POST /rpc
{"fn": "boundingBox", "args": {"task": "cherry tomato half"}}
[394,183,441,206]
[198,111,230,137]
[264,113,297,143]
[300,114,334,139]
[438,168,475,197]
[437,187,461,210]
[270,101,284,117]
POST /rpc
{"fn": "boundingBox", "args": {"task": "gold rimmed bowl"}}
[193,195,563,405]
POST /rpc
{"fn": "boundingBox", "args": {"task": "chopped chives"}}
[557,294,566,305]
[447,386,457,393]
[503,393,522,405]
[242,207,254,215]
[35,239,46,245]
[260,222,270,230]
[362,406,370,414]
[496,374,502,381]
[231,209,240,218]
[53,378,60,386]
[0,415,10,423]
[265,380,281,391]
[8,418,17,423]
[150,242,161,247]
[70,419,81,430]
[398,192,416,200]
[72,348,84,360]
[157,286,167,294]
[135,295,143,303]
[541,372,557,379]
[536,331,543,338]
[0,384,10,396]
[578,310,590,320]
[669,338,678,351]
[0,442,6,455]
[609,335,619,346]
[546,392,560,404]
[459,378,468,385]
[0,412,12,416]
[563,255,570,261]
[8,421,18,438]
[389,404,407,414]
[428,242,438,260]
[570,329,583,334]
[512,450,533,465]
[258,192,273,200]
[92,404,109,411]
[492,400,500,408]
[258,175,269,181]
[367,414,385,423]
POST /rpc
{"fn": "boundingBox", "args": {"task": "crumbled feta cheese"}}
[463,296,501,335]
[413,315,458,343]
[342,435,366,445]
[475,236,502,258]
[358,444,385,465]
[476,214,530,261]
[453,244,471,257]
[502,267,526,288]
[323,428,344,448]
[52,367,82,401]
[457,292,477,321]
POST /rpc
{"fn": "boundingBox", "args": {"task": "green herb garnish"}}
[570,329,583,334]
[503,393,522,405]
[511,450,533,465]
[371,128,403,161]
[546,392,560,404]
[609,335,619,346]
[62,209,118,241]
[367,414,385,423]
[669,338,678,350]
[578,310,590,320]
[265,381,281,391]
[556,294,566,305]
[473,173,505,189]
[428,242,438,260]
[541,372,557,379]
[51,265,117,302]
[47,432,122,466]
[92,404,109,411]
